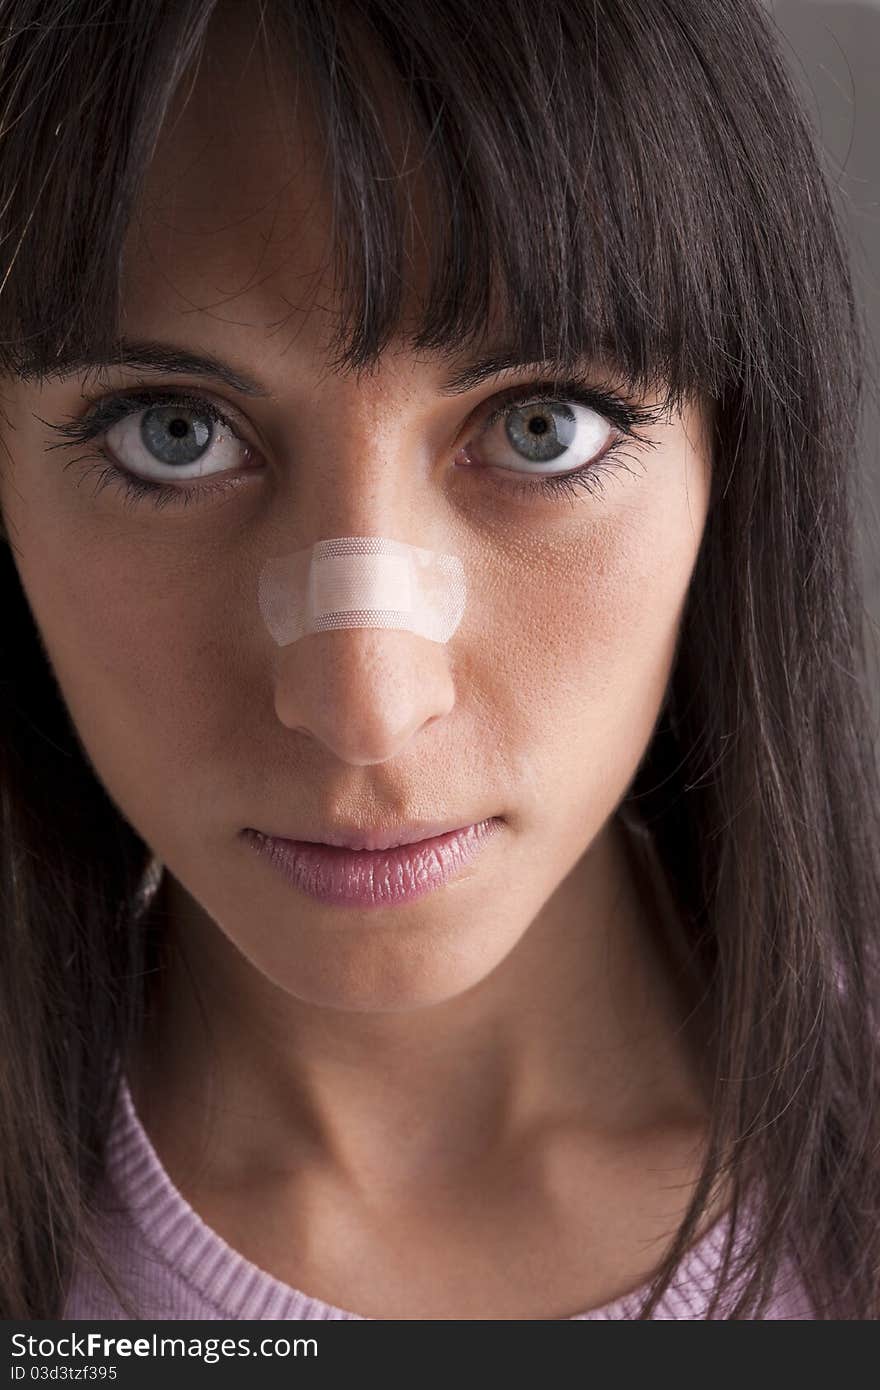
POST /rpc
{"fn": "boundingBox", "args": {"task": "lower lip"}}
[243,819,503,908]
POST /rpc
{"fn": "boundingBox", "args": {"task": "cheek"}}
[12,525,240,841]
[484,479,706,813]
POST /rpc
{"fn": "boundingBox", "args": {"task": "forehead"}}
[121,5,447,371]
[106,3,706,421]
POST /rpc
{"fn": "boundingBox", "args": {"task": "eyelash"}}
[43,379,665,513]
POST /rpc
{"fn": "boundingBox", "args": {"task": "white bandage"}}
[258,536,467,645]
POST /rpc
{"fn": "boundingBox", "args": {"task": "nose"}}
[273,625,457,765]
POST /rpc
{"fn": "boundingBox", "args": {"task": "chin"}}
[231,914,518,1015]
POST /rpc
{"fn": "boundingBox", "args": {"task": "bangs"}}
[0,0,831,421]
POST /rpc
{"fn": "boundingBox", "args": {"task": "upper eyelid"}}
[39,375,664,454]
[481,382,631,431]
[37,386,252,452]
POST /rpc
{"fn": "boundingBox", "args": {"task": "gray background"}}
[763,2,880,724]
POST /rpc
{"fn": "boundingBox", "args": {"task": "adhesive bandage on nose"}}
[258,536,467,645]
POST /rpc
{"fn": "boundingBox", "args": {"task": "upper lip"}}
[254,818,488,853]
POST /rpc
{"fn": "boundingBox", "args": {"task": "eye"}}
[98,393,251,483]
[457,379,666,504]
[39,388,258,509]
[477,397,614,475]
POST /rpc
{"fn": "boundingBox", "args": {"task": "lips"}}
[243,819,503,908]
[252,818,484,853]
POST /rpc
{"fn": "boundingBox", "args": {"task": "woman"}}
[0,0,878,1319]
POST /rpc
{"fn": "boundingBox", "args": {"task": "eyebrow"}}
[22,340,271,398]
[436,350,588,395]
[20,337,590,399]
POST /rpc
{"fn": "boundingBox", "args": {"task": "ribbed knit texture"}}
[61,1076,815,1319]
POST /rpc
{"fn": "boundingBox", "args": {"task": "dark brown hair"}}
[0,0,878,1318]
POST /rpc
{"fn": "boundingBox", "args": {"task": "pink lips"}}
[243,819,502,908]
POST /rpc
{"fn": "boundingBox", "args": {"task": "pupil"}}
[529,416,549,435]
[169,417,189,438]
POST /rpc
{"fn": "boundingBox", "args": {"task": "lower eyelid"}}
[56,385,652,511]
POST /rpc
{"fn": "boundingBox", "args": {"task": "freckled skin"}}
[0,6,719,1317]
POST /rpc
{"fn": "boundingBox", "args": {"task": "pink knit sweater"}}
[62,1075,815,1319]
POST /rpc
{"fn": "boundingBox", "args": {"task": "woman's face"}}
[0,20,712,1013]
